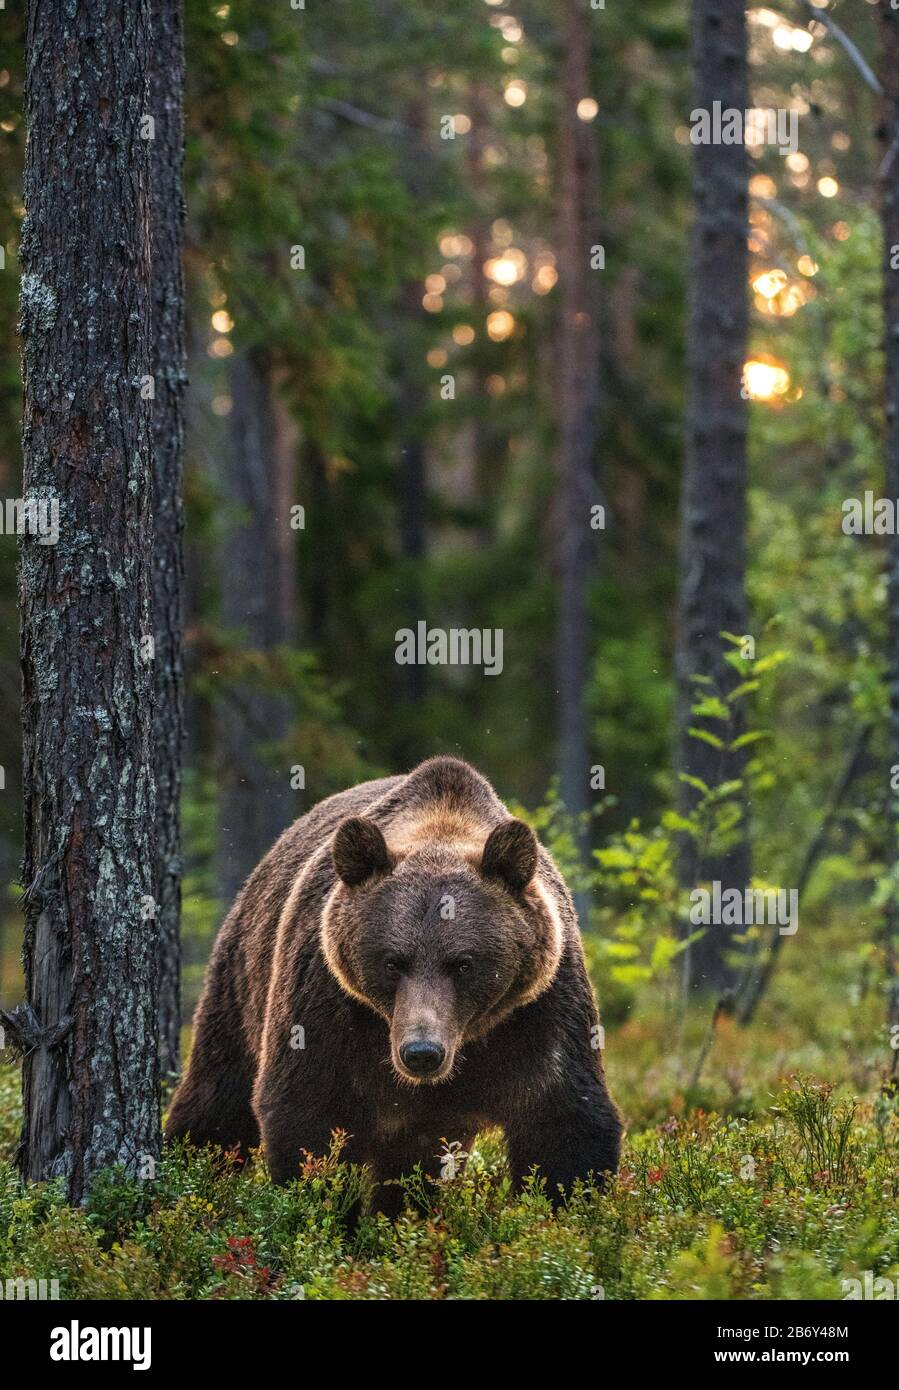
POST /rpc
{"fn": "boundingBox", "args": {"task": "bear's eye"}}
[452,959,473,976]
[384,957,404,977]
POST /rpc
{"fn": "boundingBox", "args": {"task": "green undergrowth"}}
[0,1068,897,1300]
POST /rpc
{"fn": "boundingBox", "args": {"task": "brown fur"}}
[166,757,622,1214]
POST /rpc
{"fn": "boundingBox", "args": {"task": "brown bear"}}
[166,756,622,1214]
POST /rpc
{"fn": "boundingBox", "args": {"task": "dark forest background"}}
[0,0,894,1088]
[4,0,899,1305]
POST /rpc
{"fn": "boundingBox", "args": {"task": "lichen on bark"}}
[17,0,160,1202]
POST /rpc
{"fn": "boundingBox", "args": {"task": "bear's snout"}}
[391,975,458,1083]
[398,1038,446,1076]
[392,1025,455,1083]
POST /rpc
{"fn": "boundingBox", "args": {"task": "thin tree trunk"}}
[881,0,899,1058]
[0,833,18,1009]
[395,99,430,739]
[217,347,296,904]
[737,723,872,1024]
[0,839,6,1010]
[150,0,186,1084]
[675,0,751,995]
[182,320,220,771]
[397,342,427,593]
[15,0,158,1200]
[556,0,599,904]
[397,281,428,724]
[303,438,333,650]
[466,81,503,547]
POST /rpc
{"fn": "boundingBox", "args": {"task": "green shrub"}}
[0,1073,896,1299]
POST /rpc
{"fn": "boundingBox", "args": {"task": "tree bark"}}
[556,0,599,898]
[397,282,428,717]
[393,98,430,747]
[881,0,899,1054]
[675,0,751,995]
[466,81,504,548]
[302,438,333,650]
[16,0,158,1199]
[217,347,296,905]
[149,0,186,1084]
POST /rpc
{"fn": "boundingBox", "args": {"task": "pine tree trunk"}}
[557,0,599,889]
[675,0,751,996]
[217,347,296,904]
[303,438,333,649]
[397,296,428,717]
[466,81,503,548]
[394,99,430,745]
[16,0,158,1200]
[149,0,186,1085]
[881,0,899,1053]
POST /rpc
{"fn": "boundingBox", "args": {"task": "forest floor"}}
[1,913,898,1300]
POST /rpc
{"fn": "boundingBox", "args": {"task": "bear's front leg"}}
[254,1053,362,1187]
[366,1126,482,1220]
[365,1132,449,1220]
[504,1079,622,1204]
[252,947,367,1186]
[259,1106,359,1186]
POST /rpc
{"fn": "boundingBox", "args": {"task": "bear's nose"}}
[399,1039,446,1075]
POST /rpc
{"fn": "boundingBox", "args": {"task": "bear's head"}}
[320,816,564,1084]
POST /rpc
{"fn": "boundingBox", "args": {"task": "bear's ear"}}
[333,817,393,886]
[480,819,538,892]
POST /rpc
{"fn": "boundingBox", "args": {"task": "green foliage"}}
[0,1060,19,1161]
[588,819,686,1020]
[0,0,894,1310]
[565,641,787,1018]
[770,1077,858,1190]
[1,1065,896,1300]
